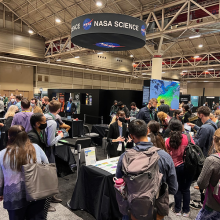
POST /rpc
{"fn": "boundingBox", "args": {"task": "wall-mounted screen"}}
[150,79,180,110]
[191,96,199,107]
[142,86,150,106]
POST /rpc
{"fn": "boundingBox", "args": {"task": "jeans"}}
[174,163,192,213]
[7,199,46,220]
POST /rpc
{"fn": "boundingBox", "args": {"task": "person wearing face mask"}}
[188,106,217,210]
[42,96,50,113]
[130,102,139,118]
[107,111,130,158]
[28,113,56,213]
[110,100,118,121]
[136,98,158,124]
[117,101,130,120]
[7,95,17,110]
[64,97,76,118]
[15,95,22,112]
[30,98,37,112]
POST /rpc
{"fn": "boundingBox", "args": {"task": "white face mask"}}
[30,103,35,107]
[11,99,15,103]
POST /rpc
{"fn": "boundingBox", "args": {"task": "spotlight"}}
[96,1,102,6]
[55,18,61,23]
[130,54,134,58]
[198,44,203,48]
[189,35,201,39]
[75,56,80,58]
[28,30,34,34]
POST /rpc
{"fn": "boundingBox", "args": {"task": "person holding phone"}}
[107,110,130,158]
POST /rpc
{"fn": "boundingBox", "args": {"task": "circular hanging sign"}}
[71,13,146,51]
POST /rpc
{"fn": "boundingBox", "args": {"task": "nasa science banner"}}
[71,13,146,51]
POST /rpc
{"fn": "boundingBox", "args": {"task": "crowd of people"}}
[108,99,220,219]
[0,95,220,220]
[0,95,78,220]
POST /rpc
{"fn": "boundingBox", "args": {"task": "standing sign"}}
[191,96,199,107]
[71,13,146,51]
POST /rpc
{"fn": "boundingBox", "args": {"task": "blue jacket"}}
[116,142,178,195]
[136,106,157,124]
[194,119,217,157]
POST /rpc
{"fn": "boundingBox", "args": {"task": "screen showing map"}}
[150,79,180,110]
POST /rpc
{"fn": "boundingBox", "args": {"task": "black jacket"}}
[107,122,128,157]
[136,106,158,124]
[158,104,170,115]
[118,105,130,118]
[182,111,191,124]
[3,116,13,147]
[28,129,49,156]
[64,101,76,114]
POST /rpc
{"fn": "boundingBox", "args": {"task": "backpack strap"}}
[206,123,217,131]
[186,133,191,145]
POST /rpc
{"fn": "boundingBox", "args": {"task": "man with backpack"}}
[116,119,178,220]
[188,106,217,210]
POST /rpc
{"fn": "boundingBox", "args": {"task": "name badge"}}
[117,143,122,151]
[67,107,70,110]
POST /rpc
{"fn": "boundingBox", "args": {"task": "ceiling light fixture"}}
[57,58,61,61]
[162,72,165,73]
[96,1,102,6]
[56,18,61,23]
[198,44,203,48]
[208,69,214,70]
[130,54,134,58]
[75,56,80,58]
[182,70,187,72]
[189,35,201,39]
[28,30,33,34]
[142,73,147,75]
[97,52,103,54]
[194,56,199,58]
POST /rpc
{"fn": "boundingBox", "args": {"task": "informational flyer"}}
[84,147,96,166]
[93,157,120,174]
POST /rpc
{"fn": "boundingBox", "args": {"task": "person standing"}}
[166,119,195,217]
[182,104,192,124]
[110,100,118,120]
[42,96,50,113]
[188,101,194,111]
[0,125,48,220]
[15,95,22,112]
[0,97,4,118]
[136,98,158,124]
[195,129,220,220]
[212,101,216,110]
[130,102,139,118]
[11,98,33,133]
[64,97,76,118]
[158,99,170,115]
[30,98,38,112]
[107,111,129,158]
[210,113,220,128]
[117,101,130,120]
[7,96,17,110]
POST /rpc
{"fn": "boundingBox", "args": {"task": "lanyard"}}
[48,113,56,120]
[22,111,30,112]
[147,107,154,120]
[39,132,43,141]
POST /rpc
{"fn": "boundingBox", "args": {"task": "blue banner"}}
[191,96,199,107]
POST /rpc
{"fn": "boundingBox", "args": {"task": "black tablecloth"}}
[91,124,109,145]
[61,118,84,137]
[69,165,121,220]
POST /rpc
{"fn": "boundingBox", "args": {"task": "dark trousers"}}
[7,199,46,220]
[174,164,192,213]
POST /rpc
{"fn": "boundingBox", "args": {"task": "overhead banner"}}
[191,96,199,107]
[71,13,146,51]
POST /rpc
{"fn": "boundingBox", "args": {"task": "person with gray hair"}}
[158,99,170,115]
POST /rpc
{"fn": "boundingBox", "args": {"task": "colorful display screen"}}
[150,79,180,110]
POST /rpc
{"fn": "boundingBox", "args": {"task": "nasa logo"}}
[141,25,146,36]
[83,18,93,30]
[95,42,125,48]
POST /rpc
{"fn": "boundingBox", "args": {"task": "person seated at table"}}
[107,110,130,158]
[56,114,71,133]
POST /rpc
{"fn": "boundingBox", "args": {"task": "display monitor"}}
[150,79,180,110]
[142,86,150,106]
[191,96,199,107]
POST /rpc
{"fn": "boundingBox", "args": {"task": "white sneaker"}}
[171,207,182,216]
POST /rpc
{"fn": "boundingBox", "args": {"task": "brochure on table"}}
[84,147,96,165]
[92,157,120,174]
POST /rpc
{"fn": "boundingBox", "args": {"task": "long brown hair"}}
[148,120,167,152]
[3,125,37,172]
[169,119,183,149]
[208,128,220,155]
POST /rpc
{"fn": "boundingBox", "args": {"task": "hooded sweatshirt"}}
[11,111,33,133]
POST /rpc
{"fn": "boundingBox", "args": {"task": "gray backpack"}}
[115,147,169,220]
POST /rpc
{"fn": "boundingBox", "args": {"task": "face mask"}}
[11,99,15,103]
[119,117,126,123]
[39,122,47,130]
[150,106,155,110]
[43,103,46,107]
[30,103,35,107]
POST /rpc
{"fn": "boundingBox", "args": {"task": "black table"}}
[61,118,84,138]
[69,165,121,220]
[91,124,109,145]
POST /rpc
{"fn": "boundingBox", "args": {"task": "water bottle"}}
[113,177,125,195]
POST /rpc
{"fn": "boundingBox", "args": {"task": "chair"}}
[84,125,99,138]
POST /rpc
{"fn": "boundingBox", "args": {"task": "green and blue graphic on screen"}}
[150,79,180,110]
[191,96,199,107]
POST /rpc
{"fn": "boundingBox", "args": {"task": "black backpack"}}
[183,134,205,181]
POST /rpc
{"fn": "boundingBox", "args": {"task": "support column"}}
[151,55,163,80]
